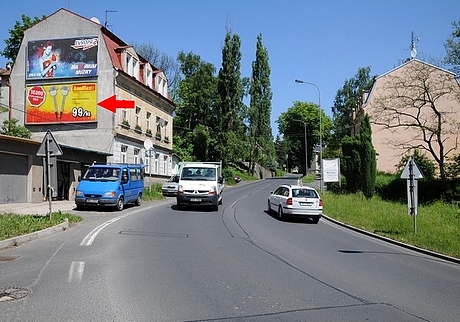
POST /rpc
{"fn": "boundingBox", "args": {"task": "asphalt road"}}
[1,177,459,321]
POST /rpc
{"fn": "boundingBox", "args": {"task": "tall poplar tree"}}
[216,31,246,166]
[248,34,274,171]
[360,114,376,199]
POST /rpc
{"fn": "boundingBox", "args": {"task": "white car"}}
[268,184,323,223]
[161,175,179,196]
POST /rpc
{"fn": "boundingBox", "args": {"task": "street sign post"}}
[400,156,423,233]
[36,130,63,220]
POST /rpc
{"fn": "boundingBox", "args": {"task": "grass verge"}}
[0,211,82,241]
[322,192,460,259]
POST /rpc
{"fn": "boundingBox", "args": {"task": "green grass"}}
[0,211,82,241]
[322,192,460,259]
[143,183,165,200]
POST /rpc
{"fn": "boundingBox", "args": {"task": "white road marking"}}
[80,215,126,246]
[68,261,85,283]
[79,203,168,246]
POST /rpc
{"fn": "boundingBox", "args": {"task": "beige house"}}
[353,59,460,175]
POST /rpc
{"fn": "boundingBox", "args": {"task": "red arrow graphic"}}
[97,95,135,113]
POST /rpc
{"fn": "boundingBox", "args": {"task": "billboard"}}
[25,83,97,124]
[27,37,99,80]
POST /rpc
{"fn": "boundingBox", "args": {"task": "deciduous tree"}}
[1,14,45,66]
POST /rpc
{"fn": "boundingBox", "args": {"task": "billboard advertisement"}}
[27,37,99,80]
[25,83,97,124]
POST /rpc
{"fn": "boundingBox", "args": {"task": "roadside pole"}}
[401,156,423,234]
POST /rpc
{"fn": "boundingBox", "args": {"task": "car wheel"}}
[176,203,182,210]
[278,205,284,220]
[213,204,219,211]
[311,217,320,224]
[135,194,142,206]
[116,197,124,211]
[267,200,272,213]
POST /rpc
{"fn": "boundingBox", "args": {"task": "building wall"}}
[360,60,460,174]
[10,10,116,154]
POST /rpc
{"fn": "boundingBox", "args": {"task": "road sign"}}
[36,130,63,157]
[401,157,423,179]
[27,85,46,107]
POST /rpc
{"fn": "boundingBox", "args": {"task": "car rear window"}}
[292,188,318,198]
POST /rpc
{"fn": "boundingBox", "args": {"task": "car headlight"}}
[76,190,83,197]
[103,191,117,197]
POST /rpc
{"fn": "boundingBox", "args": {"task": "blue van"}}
[75,163,144,211]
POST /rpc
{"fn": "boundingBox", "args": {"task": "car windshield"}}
[292,188,318,198]
[83,167,120,181]
[181,167,216,181]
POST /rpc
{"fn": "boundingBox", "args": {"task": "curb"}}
[0,218,69,251]
[321,214,460,265]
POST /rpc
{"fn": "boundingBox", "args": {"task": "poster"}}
[26,37,98,80]
[25,82,97,124]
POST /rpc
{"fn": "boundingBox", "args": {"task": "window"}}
[156,116,161,137]
[135,107,141,127]
[121,145,127,163]
[134,148,140,164]
[146,68,152,88]
[121,110,128,123]
[146,112,151,133]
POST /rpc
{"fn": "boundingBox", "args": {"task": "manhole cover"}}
[0,287,32,302]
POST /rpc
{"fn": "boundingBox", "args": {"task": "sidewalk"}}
[0,200,77,216]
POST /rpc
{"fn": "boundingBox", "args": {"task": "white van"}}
[176,162,224,211]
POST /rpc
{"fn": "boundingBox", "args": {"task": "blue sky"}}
[1,0,459,137]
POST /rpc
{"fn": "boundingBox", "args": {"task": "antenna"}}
[104,10,118,29]
[410,31,420,59]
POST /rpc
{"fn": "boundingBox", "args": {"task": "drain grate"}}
[0,287,32,302]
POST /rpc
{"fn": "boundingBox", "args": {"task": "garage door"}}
[0,152,28,203]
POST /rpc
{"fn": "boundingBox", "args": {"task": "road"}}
[1,177,459,321]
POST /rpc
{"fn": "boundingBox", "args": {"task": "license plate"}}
[300,202,313,206]
[190,198,201,202]
[87,199,99,203]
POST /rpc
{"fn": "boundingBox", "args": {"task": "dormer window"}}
[146,68,152,88]
[126,54,138,79]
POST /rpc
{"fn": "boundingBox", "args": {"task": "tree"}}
[132,42,181,99]
[173,51,217,161]
[360,114,376,199]
[444,20,460,76]
[331,67,376,151]
[369,60,460,180]
[0,118,31,138]
[277,101,331,174]
[216,31,247,166]
[341,135,361,192]
[248,34,274,172]
[2,14,45,66]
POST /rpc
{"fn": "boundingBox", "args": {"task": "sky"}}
[1,0,459,137]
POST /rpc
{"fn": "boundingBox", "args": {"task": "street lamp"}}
[292,118,308,176]
[295,79,323,192]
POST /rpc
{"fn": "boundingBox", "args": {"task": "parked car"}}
[162,175,180,196]
[268,184,323,223]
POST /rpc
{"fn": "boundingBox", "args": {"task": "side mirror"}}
[78,175,81,182]
[121,176,128,184]
[173,176,179,183]
[218,177,224,184]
